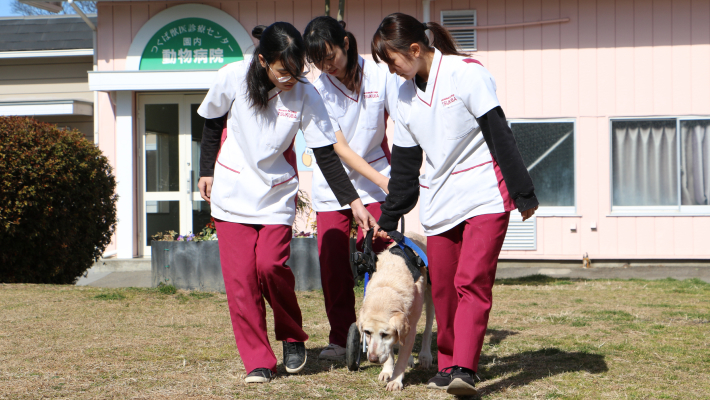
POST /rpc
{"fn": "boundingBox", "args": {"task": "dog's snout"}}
[368,352,380,363]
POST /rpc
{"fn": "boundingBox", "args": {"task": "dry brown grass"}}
[1,276,709,399]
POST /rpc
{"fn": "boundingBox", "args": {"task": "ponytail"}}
[304,16,363,95]
[423,21,464,57]
[372,13,467,65]
[246,22,307,111]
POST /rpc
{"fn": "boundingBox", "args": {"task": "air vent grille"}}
[502,211,537,250]
[441,10,476,51]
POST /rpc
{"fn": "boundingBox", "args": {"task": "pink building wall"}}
[96,0,710,260]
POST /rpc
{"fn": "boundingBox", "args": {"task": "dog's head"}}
[358,310,410,364]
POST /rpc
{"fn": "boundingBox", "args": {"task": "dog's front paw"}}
[378,369,393,381]
[418,351,433,368]
[386,379,403,391]
[407,355,415,368]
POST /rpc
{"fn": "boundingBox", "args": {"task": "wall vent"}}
[441,10,477,51]
[502,211,537,250]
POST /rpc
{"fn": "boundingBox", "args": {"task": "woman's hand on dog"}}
[351,199,380,232]
[374,229,391,240]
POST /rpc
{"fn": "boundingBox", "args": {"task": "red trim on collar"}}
[415,55,442,107]
[463,58,483,66]
[268,90,283,101]
[326,59,365,102]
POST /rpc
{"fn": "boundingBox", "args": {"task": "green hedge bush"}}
[0,117,117,284]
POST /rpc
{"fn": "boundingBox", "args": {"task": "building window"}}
[611,118,710,213]
[680,120,710,207]
[510,121,576,213]
[441,10,476,52]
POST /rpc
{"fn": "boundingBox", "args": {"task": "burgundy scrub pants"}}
[316,202,392,347]
[215,220,308,374]
[427,212,510,372]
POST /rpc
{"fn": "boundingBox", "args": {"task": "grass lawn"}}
[1,276,709,399]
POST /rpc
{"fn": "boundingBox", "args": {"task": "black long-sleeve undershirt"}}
[199,116,359,207]
[377,106,538,232]
[378,144,423,232]
[476,106,539,212]
[199,117,225,178]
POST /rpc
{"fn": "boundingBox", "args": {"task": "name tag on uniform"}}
[364,91,380,99]
[277,108,298,120]
[441,94,458,107]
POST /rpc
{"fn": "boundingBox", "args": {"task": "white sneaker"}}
[318,343,346,361]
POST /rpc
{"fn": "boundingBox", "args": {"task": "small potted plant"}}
[150,219,223,292]
[288,190,322,291]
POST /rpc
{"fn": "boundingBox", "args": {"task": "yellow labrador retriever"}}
[357,232,434,391]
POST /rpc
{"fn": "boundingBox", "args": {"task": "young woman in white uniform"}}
[301,16,400,361]
[196,22,378,384]
[371,13,538,396]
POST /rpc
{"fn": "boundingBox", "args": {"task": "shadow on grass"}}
[402,329,517,386]
[476,348,608,396]
[401,328,606,397]
[496,274,574,286]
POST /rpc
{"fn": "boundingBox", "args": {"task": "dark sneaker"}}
[283,341,307,373]
[447,366,478,396]
[244,368,272,383]
[427,366,456,390]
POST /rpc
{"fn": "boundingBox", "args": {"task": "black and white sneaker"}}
[447,366,478,396]
[427,366,456,390]
[244,368,272,383]
[283,341,307,374]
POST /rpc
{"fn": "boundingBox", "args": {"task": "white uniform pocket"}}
[271,171,297,187]
[365,95,386,131]
[270,111,300,150]
[442,100,475,140]
[216,157,242,175]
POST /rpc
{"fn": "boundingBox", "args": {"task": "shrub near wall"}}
[0,117,117,284]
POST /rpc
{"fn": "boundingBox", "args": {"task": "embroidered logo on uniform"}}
[441,95,457,106]
[364,91,380,99]
[277,108,298,119]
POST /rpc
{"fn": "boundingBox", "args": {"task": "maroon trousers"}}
[316,202,392,347]
[427,212,510,371]
[215,220,308,374]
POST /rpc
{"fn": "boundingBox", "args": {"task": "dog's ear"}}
[389,312,410,344]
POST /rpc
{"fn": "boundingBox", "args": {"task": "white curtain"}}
[613,122,677,206]
[681,121,710,205]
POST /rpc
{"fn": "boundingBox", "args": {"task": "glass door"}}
[139,93,208,255]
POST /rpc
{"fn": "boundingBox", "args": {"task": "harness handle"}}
[363,228,374,255]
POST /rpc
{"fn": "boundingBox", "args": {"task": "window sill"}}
[534,207,577,217]
[610,205,710,216]
[609,210,710,217]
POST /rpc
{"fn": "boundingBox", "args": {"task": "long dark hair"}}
[303,16,362,95]
[247,22,307,110]
[371,12,467,65]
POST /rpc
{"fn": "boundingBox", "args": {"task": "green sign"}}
[140,17,243,70]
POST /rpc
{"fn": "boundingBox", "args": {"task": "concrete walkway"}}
[76,258,710,289]
[495,265,710,283]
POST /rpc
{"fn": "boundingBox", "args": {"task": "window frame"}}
[508,118,578,217]
[608,116,710,216]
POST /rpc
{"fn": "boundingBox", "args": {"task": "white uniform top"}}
[198,59,338,226]
[394,48,515,235]
[311,56,401,211]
